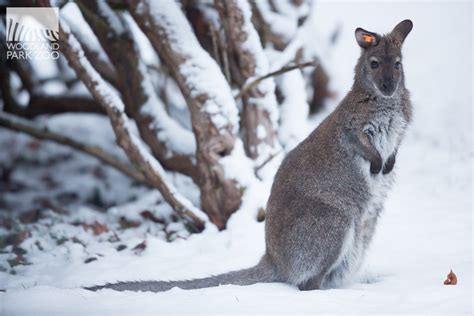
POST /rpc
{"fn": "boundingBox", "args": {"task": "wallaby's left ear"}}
[355,28,379,49]
[391,19,413,45]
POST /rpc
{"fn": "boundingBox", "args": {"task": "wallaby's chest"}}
[356,102,408,246]
[364,103,407,162]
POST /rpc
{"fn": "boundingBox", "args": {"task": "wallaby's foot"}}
[370,158,383,174]
[298,275,324,291]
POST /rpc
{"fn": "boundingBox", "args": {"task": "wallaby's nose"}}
[380,79,395,96]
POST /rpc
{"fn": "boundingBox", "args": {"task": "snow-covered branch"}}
[236,61,317,100]
[128,0,245,229]
[0,111,147,184]
[59,21,206,233]
[215,0,280,162]
[62,2,118,89]
[252,0,311,51]
[75,0,197,180]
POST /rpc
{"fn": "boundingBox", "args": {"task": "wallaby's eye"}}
[370,61,379,69]
[394,61,401,69]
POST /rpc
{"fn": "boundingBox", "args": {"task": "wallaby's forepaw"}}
[370,151,383,174]
[370,160,382,174]
[382,152,396,174]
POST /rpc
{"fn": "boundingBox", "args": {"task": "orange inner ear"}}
[362,34,374,43]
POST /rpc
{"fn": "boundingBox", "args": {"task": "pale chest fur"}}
[365,103,407,163]
[360,101,407,214]
[340,101,408,282]
[360,99,407,187]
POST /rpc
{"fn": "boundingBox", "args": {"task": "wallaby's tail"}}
[85,255,278,292]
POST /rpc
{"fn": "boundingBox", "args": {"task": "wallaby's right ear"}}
[391,19,413,46]
[355,28,379,49]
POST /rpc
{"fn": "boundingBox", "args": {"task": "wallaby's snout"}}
[379,73,397,96]
[380,81,394,95]
[355,20,413,97]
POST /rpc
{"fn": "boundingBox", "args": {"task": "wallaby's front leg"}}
[345,128,383,174]
[382,150,397,174]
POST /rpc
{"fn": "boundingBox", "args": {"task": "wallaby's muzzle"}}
[379,78,397,96]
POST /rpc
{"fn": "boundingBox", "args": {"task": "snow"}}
[277,70,311,150]
[1,1,472,315]
[272,0,311,20]
[256,125,267,140]
[8,72,30,106]
[219,139,256,188]
[123,13,159,66]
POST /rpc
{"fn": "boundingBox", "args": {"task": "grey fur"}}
[85,255,277,292]
[85,20,413,293]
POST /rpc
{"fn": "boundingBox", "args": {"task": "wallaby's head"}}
[354,20,413,97]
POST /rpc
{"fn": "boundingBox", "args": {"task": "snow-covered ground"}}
[0,1,472,315]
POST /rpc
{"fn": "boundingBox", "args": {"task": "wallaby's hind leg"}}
[322,261,351,289]
[297,223,356,291]
[267,196,355,290]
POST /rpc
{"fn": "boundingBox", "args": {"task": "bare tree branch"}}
[8,94,105,118]
[236,61,318,100]
[59,21,206,233]
[0,111,147,184]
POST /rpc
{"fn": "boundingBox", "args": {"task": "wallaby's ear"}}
[391,19,413,46]
[355,28,379,49]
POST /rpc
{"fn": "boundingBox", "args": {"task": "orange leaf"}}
[443,269,457,285]
[83,221,108,236]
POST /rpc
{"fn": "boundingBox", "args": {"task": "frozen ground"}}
[0,1,472,315]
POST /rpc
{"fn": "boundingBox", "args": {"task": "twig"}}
[209,25,222,69]
[222,43,232,83]
[235,61,318,100]
[0,111,148,185]
[254,150,282,180]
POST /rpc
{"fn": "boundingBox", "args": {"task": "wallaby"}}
[86,19,413,292]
